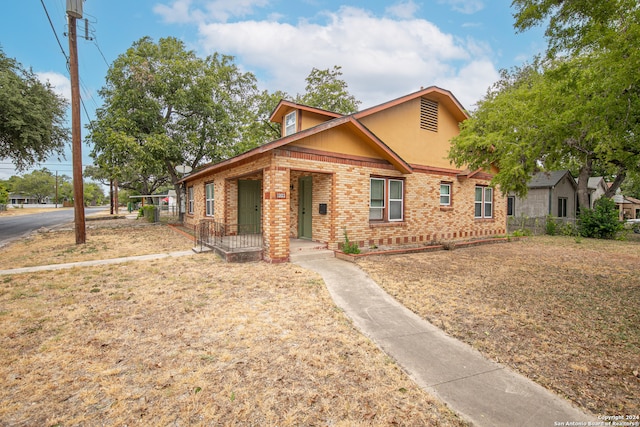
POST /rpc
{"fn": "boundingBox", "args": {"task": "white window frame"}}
[369,178,385,220]
[474,186,493,218]
[187,186,194,215]
[440,183,451,206]
[205,182,214,217]
[370,177,404,222]
[284,111,297,136]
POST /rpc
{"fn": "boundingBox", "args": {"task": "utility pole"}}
[67,0,85,244]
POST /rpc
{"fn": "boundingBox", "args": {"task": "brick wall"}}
[183,148,506,260]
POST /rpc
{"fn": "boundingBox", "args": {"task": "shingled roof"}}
[528,170,575,189]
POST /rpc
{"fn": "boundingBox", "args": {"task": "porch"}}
[195,218,334,262]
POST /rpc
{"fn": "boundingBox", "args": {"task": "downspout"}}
[548,187,553,215]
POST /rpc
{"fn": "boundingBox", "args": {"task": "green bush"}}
[139,205,157,223]
[545,215,557,236]
[577,197,623,239]
[342,228,360,254]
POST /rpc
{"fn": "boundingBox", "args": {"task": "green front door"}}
[298,176,312,239]
[238,180,261,234]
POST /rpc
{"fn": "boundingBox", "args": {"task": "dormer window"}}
[284,111,297,136]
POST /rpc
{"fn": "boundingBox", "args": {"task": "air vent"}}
[420,98,438,132]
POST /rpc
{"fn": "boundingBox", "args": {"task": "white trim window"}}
[284,111,297,136]
[440,183,451,206]
[205,183,214,217]
[507,196,515,216]
[474,186,493,218]
[187,186,194,215]
[370,177,404,222]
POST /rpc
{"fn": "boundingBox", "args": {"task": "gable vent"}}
[420,98,438,132]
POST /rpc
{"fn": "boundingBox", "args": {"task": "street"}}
[0,206,108,247]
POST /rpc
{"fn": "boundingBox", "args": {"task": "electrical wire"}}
[39,0,69,63]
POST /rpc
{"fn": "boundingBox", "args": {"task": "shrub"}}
[139,205,157,223]
[342,228,360,254]
[545,215,558,236]
[577,197,623,239]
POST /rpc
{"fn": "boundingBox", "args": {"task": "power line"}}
[39,0,69,63]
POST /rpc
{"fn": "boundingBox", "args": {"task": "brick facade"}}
[184,147,505,262]
[181,87,506,262]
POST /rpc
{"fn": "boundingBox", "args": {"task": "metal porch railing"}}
[196,219,263,252]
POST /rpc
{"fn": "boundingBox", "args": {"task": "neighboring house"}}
[507,170,577,220]
[613,194,640,220]
[9,193,50,205]
[181,86,506,262]
[575,176,608,209]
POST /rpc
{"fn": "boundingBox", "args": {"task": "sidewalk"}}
[0,250,195,276]
[294,255,596,427]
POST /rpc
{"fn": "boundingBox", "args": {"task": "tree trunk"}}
[576,157,592,210]
[604,167,626,198]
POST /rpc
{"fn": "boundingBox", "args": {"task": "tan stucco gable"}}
[354,86,468,170]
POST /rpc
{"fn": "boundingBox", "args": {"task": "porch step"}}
[289,249,335,262]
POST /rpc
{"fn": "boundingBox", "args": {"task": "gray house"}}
[508,170,578,220]
[575,176,608,209]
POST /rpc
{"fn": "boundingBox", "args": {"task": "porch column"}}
[263,163,291,262]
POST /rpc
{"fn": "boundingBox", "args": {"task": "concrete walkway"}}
[0,250,195,275]
[294,254,596,427]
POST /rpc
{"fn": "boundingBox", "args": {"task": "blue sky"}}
[0,0,546,180]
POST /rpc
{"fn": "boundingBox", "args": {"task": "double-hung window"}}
[187,186,194,215]
[558,197,568,217]
[507,196,515,216]
[474,186,493,218]
[284,111,297,136]
[370,178,404,222]
[205,183,214,217]
[440,183,451,206]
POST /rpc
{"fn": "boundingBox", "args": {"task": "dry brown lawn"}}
[0,222,464,426]
[0,218,194,269]
[357,235,640,416]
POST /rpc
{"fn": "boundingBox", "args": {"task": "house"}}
[614,194,640,220]
[575,176,608,209]
[181,86,506,262]
[507,170,577,220]
[9,193,50,205]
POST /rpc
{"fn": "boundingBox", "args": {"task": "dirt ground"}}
[0,221,464,426]
[357,235,640,416]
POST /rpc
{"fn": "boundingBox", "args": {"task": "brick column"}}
[262,158,290,262]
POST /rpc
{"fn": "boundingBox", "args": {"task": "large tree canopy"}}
[449,1,640,208]
[0,49,69,170]
[296,66,361,114]
[86,36,261,199]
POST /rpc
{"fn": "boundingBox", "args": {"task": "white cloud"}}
[36,72,71,102]
[195,5,498,108]
[154,0,269,23]
[438,0,484,14]
[385,1,420,19]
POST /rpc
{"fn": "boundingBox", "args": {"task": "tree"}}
[449,2,640,208]
[296,66,361,114]
[0,49,69,170]
[0,183,8,205]
[83,182,105,206]
[87,37,261,215]
[509,0,640,201]
[12,169,56,203]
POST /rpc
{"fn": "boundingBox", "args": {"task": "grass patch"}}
[0,227,464,426]
[357,235,640,416]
